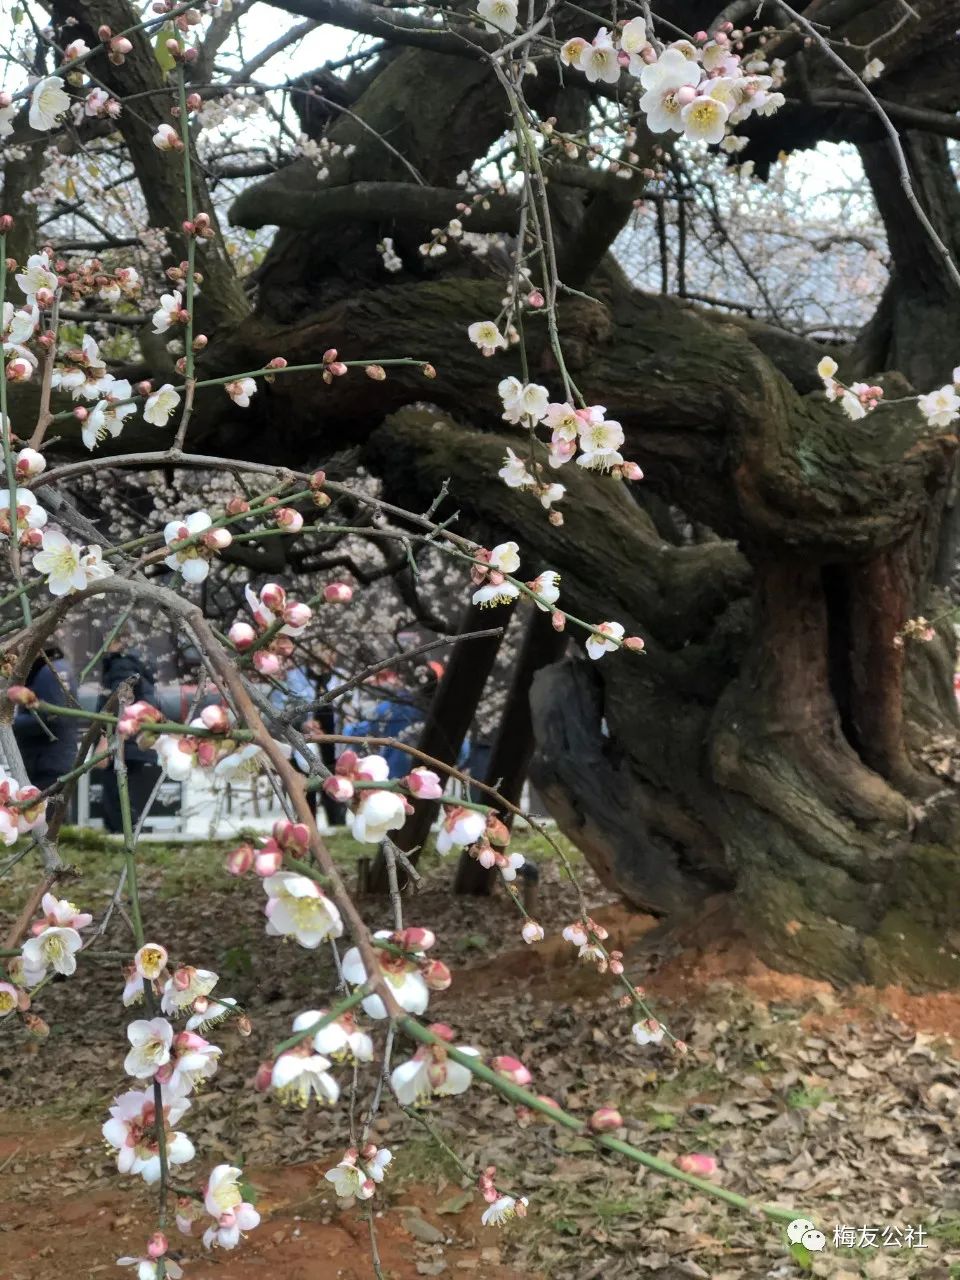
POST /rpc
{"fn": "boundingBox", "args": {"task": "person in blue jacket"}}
[96,630,161,833]
[13,646,78,791]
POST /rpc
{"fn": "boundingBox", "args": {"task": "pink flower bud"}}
[490,1055,532,1086]
[551,610,566,632]
[336,749,359,776]
[589,1107,623,1133]
[322,348,338,364]
[623,635,645,652]
[255,849,284,877]
[0,214,13,232]
[323,582,353,604]
[253,651,281,676]
[6,685,37,707]
[237,1014,252,1037]
[283,601,312,629]
[676,1152,718,1178]
[399,926,436,951]
[200,704,230,733]
[421,959,452,991]
[323,775,355,802]
[405,767,443,799]
[365,364,386,380]
[228,621,256,650]
[527,289,545,308]
[225,496,249,516]
[620,461,643,481]
[186,92,202,110]
[260,581,285,611]
[273,819,309,853]
[267,356,288,370]
[97,24,112,38]
[15,448,45,479]
[254,1061,273,1091]
[521,920,544,944]
[275,507,304,532]
[225,844,254,876]
[147,1232,168,1259]
[427,1022,455,1043]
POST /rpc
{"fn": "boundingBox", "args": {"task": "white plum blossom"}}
[581,29,621,84]
[863,57,884,82]
[163,510,218,583]
[291,1009,374,1062]
[436,805,486,855]
[639,49,702,133]
[468,320,508,355]
[202,1165,261,1249]
[20,925,82,984]
[489,541,520,573]
[681,95,729,145]
[186,996,238,1033]
[482,1195,529,1227]
[918,385,960,429]
[82,390,136,450]
[325,1148,392,1201]
[102,1088,195,1183]
[161,965,219,1015]
[29,77,70,131]
[271,1048,340,1106]
[225,378,257,406]
[586,620,625,659]
[390,1044,479,1104]
[152,291,183,335]
[499,377,550,425]
[577,414,625,471]
[342,930,430,1019]
[0,487,47,542]
[632,1018,666,1046]
[33,530,113,596]
[160,1030,222,1094]
[529,569,560,609]
[15,251,58,300]
[143,383,181,427]
[117,1258,183,1280]
[476,0,518,34]
[152,123,181,151]
[124,1017,174,1079]
[263,871,344,948]
[499,447,535,489]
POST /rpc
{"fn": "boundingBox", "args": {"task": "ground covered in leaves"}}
[1,828,959,1279]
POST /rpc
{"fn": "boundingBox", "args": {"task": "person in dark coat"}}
[96,631,162,834]
[13,647,79,791]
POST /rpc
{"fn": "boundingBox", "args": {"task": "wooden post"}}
[365,597,514,893]
[453,608,569,894]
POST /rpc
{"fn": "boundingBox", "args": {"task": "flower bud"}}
[203,527,232,551]
[527,289,545,308]
[521,920,544,944]
[399,926,436,952]
[260,581,285,611]
[24,1013,49,1037]
[623,635,645,652]
[273,819,310,853]
[365,364,386,380]
[283,601,312,629]
[225,496,249,516]
[421,959,452,991]
[589,1107,623,1133]
[323,581,353,604]
[147,1232,168,1259]
[323,775,354,803]
[275,507,304,533]
[676,1152,717,1178]
[427,1021,455,1043]
[255,849,283,877]
[254,1060,274,1091]
[0,215,14,234]
[186,92,202,110]
[267,356,288,369]
[406,767,443,799]
[225,843,254,876]
[422,363,437,379]
[200,704,230,733]
[228,621,256,650]
[237,1014,252,1036]
[6,685,38,707]
[111,35,133,54]
[253,650,281,676]
[620,460,643,481]
[490,1055,532,1086]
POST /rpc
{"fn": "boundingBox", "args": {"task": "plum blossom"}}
[349,759,407,842]
[528,569,560,609]
[0,488,47,544]
[522,920,544,944]
[225,377,257,406]
[476,0,518,34]
[0,981,20,1016]
[918,385,960,429]
[639,49,702,133]
[186,996,238,1033]
[29,77,70,131]
[163,510,230,584]
[36,894,92,930]
[577,414,625,471]
[152,123,182,151]
[15,252,58,301]
[202,1165,261,1249]
[152,291,183,335]
[102,1088,195,1182]
[144,384,181,427]
[632,1018,666,1046]
[586,620,625,659]
[499,447,535,489]
[436,805,486,855]
[161,965,219,1015]
[681,95,729,145]
[499,377,550,425]
[468,320,508,355]
[391,1034,480,1104]
[83,390,137,450]
[582,29,621,84]
[263,871,344,947]
[291,1008,374,1062]
[270,1047,340,1106]
[20,924,83,984]
[482,1195,528,1227]
[124,1018,174,1078]
[342,929,430,1019]
[560,36,588,67]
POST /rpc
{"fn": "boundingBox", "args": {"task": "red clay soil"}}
[0,1135,535,1280]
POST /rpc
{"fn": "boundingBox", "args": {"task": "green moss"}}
[862,908,960,989]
